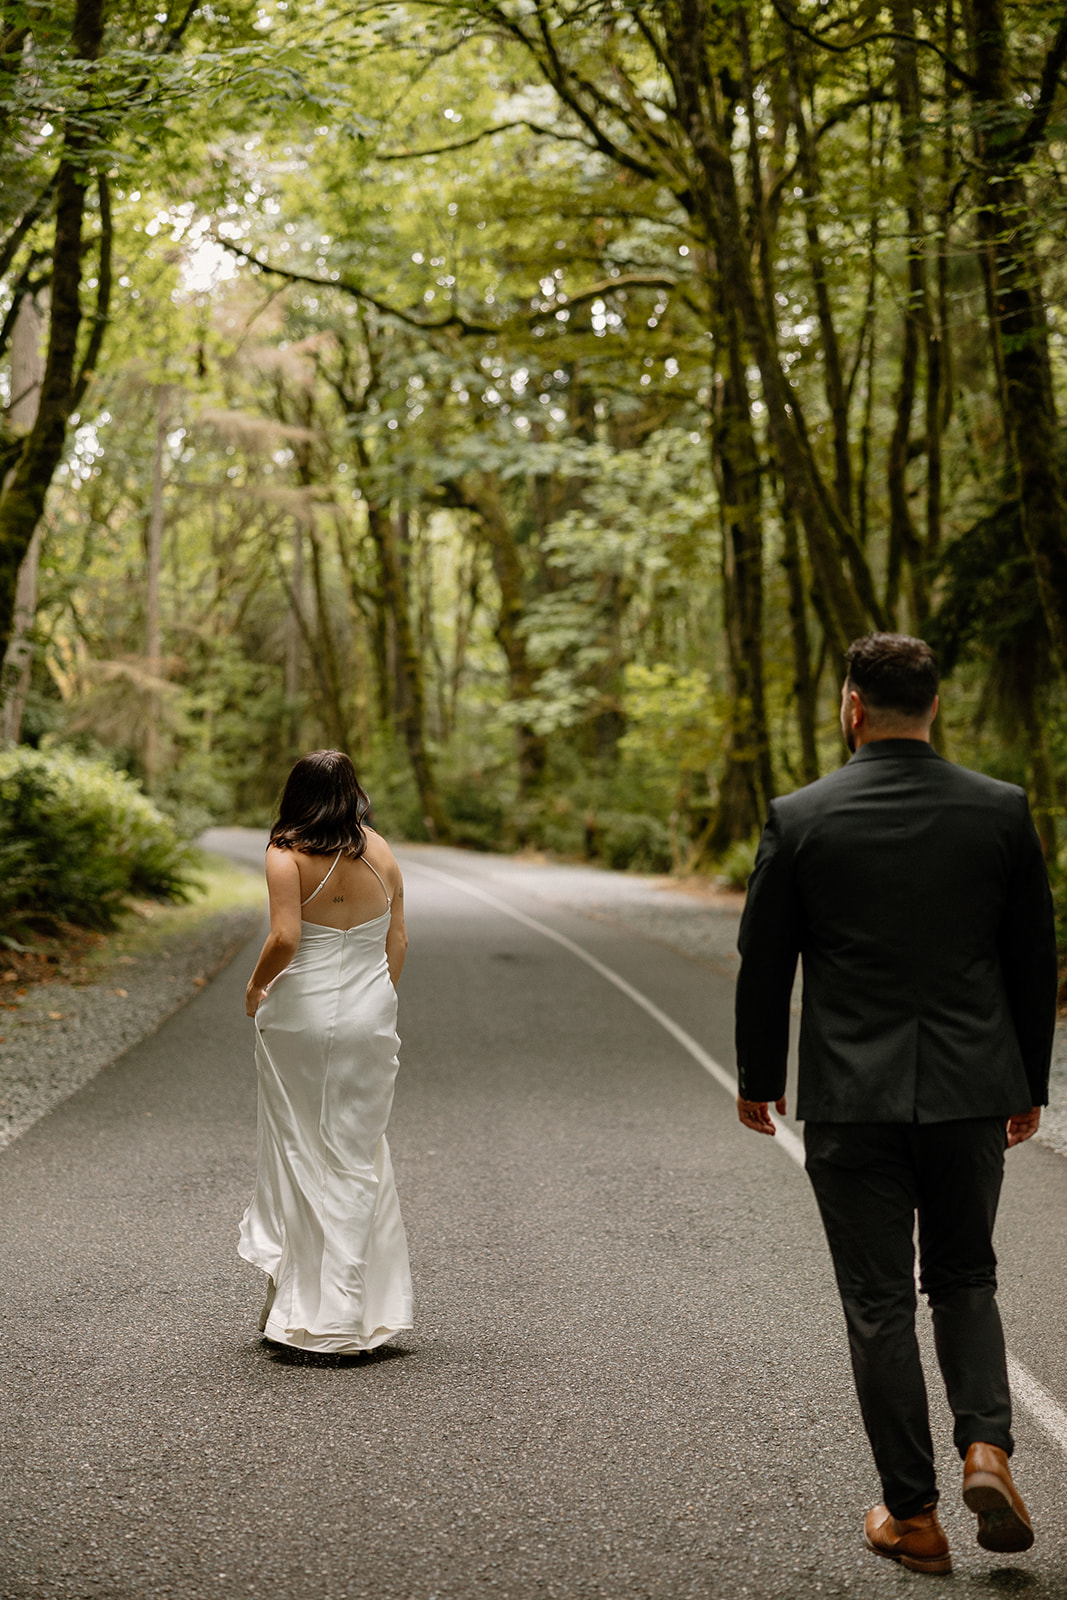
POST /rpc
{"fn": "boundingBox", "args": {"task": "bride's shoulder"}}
[266,840,306,863]
[362,828,400,874]
[264,842,301,886]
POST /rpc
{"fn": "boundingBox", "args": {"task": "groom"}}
[734,633,1057,1575]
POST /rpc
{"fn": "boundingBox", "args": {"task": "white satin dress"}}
[238,851,413,1352]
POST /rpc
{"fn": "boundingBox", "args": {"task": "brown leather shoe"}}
[962,1442,1035,1553]
[864,1503,952,1574]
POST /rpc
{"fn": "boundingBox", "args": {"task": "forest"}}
[3,0,1067,895]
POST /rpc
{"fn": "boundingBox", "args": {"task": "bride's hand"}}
[246,984,267,1017]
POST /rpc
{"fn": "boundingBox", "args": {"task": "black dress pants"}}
[804,1117,1012,1520]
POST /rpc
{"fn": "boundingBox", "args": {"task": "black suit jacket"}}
[735,740,1057,1122]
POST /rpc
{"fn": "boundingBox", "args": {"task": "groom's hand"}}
[1006,1106,1042,1148]
[737,1095,787,1135]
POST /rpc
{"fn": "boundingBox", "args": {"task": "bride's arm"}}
[246,847,303,1016]
[385,868,408,988]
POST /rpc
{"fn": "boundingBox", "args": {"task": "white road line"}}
[1007,1356,1067,1453]
[413,862,805,1160]
[411,860,1067,1456]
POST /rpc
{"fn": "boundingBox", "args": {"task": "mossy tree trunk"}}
[0,0,107,660]
[969,0,1067,666]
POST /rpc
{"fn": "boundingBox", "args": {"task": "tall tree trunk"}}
[854,97,885,554]
[969,0,1067,663]
[273,519,353,758]
[447,537,481,743]
[454,476,548,796]
[1020,689,1057,862]
[391,509,413,721]
[885,0,931,626]
[0,292,44,744]
[592,567,628,770]
[290,409,350,753]
[284,521,304,755]
[785,36,852,523]
[306,515,351,751]
[0,0,105,659]
[926,20,955,571]
[142,385,166,790]
[780,492,820,786]
[666,0,883,649]
[496,0,882,652]
[366,504,449,840]
[332,506,387,744]
[705,299,775,853]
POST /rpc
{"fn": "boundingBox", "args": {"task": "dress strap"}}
[300,849,343,908]
[362,856,392,910]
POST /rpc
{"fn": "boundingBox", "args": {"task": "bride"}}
[239,750,412,1353]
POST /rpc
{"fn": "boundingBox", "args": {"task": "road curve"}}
[0,839,1065,1599]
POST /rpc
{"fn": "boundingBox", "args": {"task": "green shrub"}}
[715,834,761,891]
[589,809,673,872]
[509,796,586,856]
[0,747,197,933]
[436,775,505,851]
[505,797,672,870]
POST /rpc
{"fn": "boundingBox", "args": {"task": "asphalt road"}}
[2,840,1066,1600]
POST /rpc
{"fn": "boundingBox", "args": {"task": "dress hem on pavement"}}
[240,1252,412,1352]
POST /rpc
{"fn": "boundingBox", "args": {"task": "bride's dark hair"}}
[270,750,372,858]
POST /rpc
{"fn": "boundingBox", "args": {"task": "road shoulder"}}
[0,853,263,1149]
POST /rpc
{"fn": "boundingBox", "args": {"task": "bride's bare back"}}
[293,831,401,930]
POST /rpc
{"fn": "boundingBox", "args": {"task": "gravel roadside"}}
[0,902,262,1150]
[1041,1036,1067,1156]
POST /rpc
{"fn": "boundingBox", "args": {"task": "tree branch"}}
[814,85,892,141]
[213,236,499,335]
[160,1,202,54]
[0,271,32,376]
[471,0,662,183]
[216,237,677,340]
[70,172,112,411]
[1002,10,1067,164]
[0,175,57,283]
[373,119,598,160]
[770,0,979,88]
[561,273,677,311]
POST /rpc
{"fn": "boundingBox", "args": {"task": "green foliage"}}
[930,500,1045,678]
[714,836,761,893]
[508,789,672,871]
[439,773,508,851]
[619,663,721,813]
[506,434,718,739]
[588,810,672,873]
[510,794,586,858]
[8,0,1067,901]
[0,748,196,932]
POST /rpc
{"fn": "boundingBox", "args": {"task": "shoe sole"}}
[865,1535,953,1575]
[963,1477,1035,1554]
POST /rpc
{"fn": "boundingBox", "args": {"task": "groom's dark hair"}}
[845,633,939,718]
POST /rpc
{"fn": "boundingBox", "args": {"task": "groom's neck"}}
[853,721,933,748]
